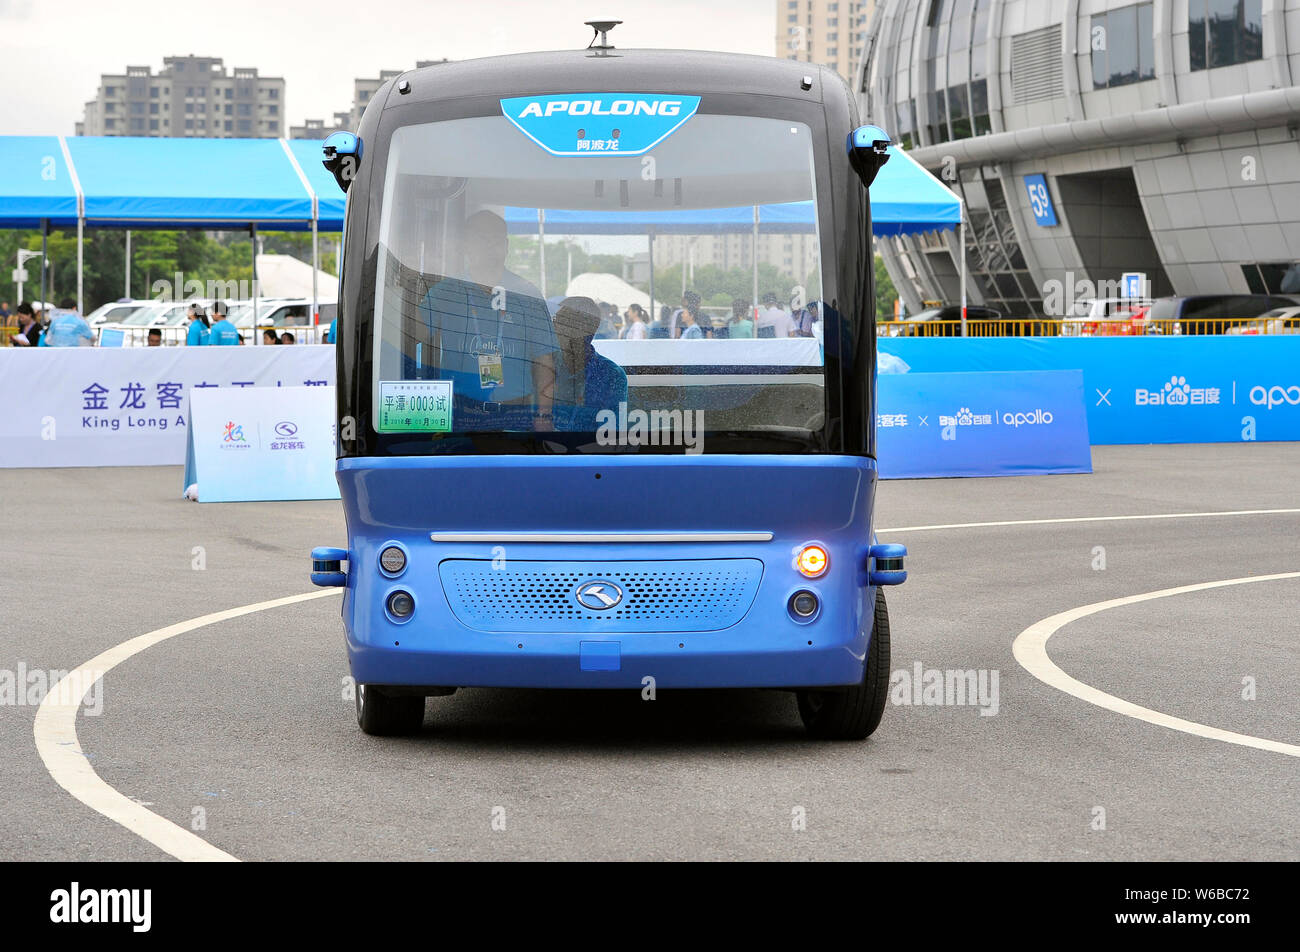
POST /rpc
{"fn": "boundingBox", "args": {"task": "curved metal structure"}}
[857,0,1300,316]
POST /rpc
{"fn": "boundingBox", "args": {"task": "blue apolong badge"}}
[500,93,701,157]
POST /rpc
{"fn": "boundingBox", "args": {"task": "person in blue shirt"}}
[207,301,241,345]
[550,296,628,432]
[414,211,558,431]
[325,317,337,344]
[42,300,94,347]
[185,304,211,346]
[678,304,704,339]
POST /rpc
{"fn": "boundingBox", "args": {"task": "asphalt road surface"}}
[2,443,1297,861]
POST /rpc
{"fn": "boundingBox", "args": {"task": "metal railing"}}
[876,317,1297,338]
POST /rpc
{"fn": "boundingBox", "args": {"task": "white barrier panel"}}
[0,346,334,468]
[593,337,821,367]
[184,387,340,502]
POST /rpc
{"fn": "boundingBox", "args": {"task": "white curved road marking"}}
[880,507,1300,533]
[34,508,1300,860]
[1013,573,1300,758]
[34,589,342,862]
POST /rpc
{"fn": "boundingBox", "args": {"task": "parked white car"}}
[86,300,148,326]
[1224,306,1300,335]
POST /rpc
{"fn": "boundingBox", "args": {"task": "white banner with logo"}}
[184,386,339,502]
[0,346,335,468]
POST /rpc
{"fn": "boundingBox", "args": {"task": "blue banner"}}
[880,337,1300,445]
[876,370,1092,478]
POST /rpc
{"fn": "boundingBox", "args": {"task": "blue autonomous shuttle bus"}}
[312,29,908,738]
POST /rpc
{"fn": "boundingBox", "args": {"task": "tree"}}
[874,254,898,319]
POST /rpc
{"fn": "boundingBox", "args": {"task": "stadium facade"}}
[856,0,1300,317]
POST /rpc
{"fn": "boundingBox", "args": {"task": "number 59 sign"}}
[1024,174,1058,227]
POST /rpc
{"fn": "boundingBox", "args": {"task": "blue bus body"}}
[337,455,879,689]
[313,44,906,737]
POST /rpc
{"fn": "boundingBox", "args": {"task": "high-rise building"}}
[777,0,875,83]
[652,234,821,288]
[76,56,285,138]
[291,60,450,138]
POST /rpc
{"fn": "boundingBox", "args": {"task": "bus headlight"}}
[379,545,407,576]
[796,544,829,578]
[387,591,414,619]
[790,590,820,618]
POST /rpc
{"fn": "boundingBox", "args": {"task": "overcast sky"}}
[0,0,777,136]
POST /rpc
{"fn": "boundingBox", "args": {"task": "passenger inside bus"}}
[551,295,629,432]
[411,210,558,431]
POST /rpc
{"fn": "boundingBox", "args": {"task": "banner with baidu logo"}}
[184,386,339,502]
[0,347,334,468]
[876,371,1092,479]
[882,337,1300,445]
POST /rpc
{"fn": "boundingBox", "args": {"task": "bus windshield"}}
[369,112,826,451]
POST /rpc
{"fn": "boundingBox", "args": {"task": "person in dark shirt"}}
[551,296,628,431]
[9,303,38,347]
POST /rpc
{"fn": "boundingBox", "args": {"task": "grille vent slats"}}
[439,559,764,633]
[1011,25,1064,104]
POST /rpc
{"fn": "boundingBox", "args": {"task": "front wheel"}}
[797,588,891,740]
[356,683,426,736]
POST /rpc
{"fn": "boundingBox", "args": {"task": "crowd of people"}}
[3,300,95,347]
[588,291,823,342]
[2,298,309,347]
[2,284,816,349]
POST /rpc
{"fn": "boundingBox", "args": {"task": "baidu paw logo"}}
[1163,376,1192,406]
[957,407,974,425]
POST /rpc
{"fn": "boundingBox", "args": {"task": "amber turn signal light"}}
[796,544,829,578]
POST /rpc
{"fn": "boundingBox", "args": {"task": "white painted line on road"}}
[34,589,342,862]
[1012,573,1300,759]
[881,508,1300,534]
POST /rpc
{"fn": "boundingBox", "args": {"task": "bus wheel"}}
[356,683,426,736]
[797,588,891,740]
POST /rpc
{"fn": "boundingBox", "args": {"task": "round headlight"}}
[387,591,414,618]
[379,545,406,575]
[791,590,819,618]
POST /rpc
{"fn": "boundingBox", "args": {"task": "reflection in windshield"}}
[370,113,827,445]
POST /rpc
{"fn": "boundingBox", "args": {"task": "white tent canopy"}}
[563,271,650,312]
[256,253,338,302]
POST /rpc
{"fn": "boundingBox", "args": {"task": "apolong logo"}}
[517,98,684,118]
[502,94,701,157]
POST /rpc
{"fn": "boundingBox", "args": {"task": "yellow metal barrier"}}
[876,317,1293,338]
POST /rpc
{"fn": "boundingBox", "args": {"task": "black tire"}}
[797,588,891,740]
[356,683,426,736]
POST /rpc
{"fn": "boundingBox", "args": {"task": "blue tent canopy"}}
[0,135,332,231]
[870,146,963,236]
[0,135,961,314]
[65,137,315,228]
[287,138,347,230]
[0,137,80,228]
[502,146,962,237]
[0,137,960,234]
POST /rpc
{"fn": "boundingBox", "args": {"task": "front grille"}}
[438,559,764,633]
